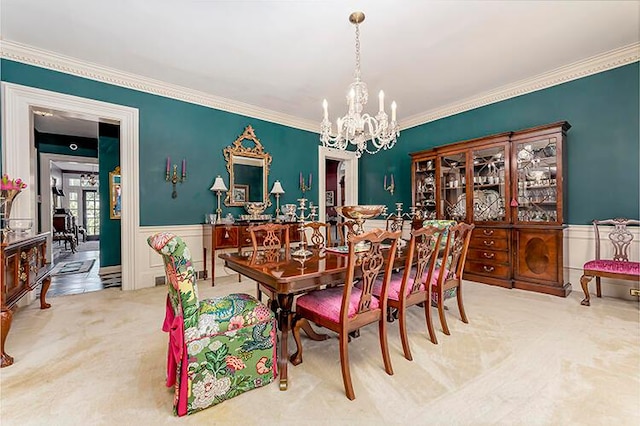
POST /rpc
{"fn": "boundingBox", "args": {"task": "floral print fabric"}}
[148,232,277,416]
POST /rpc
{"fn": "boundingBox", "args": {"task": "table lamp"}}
[270,180,285,216]
[210,175,228,222]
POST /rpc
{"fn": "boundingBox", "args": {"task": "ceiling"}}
[1,1,639,133]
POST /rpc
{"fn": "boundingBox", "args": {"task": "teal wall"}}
[98,123,121,267]
[360,62,640,224]
[0,59,320,226]
[2,59,638,228]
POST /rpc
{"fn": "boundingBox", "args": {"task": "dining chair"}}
[147,232,277,416]
[290,228,402,400]
[303,221,332,248]
[580,218,640,306]
[337,220,359,245]
[428,222,475,344]
[372,225,442,360]
[250,223,291,308]
[386,213,405,233]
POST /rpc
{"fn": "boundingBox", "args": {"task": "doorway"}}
[317,146,358,226]
[2,82,139,291]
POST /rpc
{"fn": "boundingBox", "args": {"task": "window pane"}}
[68,178,81,187]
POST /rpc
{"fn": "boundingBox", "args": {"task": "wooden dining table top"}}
[219,243,407,294]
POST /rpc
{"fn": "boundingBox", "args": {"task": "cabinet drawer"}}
[472,227,509,239]
[214,226,239,248]
[466,248,510,264]
[469,236,508,251]
[465,260,511,279]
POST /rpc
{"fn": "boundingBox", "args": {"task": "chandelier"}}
[320,11,399,158]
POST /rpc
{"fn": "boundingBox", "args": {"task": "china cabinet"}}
[410,121,571,296]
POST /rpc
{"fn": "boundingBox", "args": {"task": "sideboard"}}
[202,222,302,285]
[1,231,53,367]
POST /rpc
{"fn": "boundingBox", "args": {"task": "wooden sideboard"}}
[202,222,302,285]
[1,231,53,367]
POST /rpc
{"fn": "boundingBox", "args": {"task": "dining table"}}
[219,242,407,391]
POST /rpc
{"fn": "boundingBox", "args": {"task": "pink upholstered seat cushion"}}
[583,260,640,276]
[296,286,380,323]
[373,267,423,301]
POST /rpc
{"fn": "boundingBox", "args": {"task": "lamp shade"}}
[210,175,228,192]
[270,180,285,194]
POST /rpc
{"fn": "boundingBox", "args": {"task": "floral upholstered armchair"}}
[147,232,277,416]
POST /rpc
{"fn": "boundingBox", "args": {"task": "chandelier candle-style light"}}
[320,11,399,158]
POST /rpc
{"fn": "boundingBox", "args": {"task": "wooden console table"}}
[1,231,53,367]
[202,222,301,285]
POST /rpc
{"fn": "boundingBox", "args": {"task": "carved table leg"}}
[580,273,594,306]
[277,293,294,391]
[40,276,52,309]
[1,308,14,368]
[290,317,328,366]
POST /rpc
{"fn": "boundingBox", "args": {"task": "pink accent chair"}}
[580,218,640,306]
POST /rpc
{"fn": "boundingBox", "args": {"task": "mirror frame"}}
[223,125,272,207]
[109,166,122,220]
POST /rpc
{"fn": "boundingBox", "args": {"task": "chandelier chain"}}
[354,23,361,82]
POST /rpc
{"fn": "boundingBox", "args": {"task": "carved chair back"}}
[438,222,475,283]
[344,229,402,319]
[304,221,332,248]
[386,214,405,233]
[593,218,640,262]
[249,223,290,252]
[337,220,359,245]
[400,226,443,298]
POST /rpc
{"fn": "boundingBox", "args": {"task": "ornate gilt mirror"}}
[223,125,272,207]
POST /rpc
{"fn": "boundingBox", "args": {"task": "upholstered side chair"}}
[290,228,402,400]
[428,222,475,344]
[148,232,277,416]
[580,218,640,306]
[372,225,443,360]
[303,221,332,248]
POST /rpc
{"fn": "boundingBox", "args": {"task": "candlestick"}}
[165,158,186,198]
[384,172,395,196]
[391,101,397,121]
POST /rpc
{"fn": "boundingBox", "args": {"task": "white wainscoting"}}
[134,223,638,301]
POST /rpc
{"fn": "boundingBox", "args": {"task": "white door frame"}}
[2,82,139,291]
[317,146,358,223]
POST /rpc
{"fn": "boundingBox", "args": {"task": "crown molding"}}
[2,39,638,134]
[400,42,640,130]
[0,39,319,133]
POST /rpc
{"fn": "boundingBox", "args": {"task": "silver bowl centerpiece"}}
[244,201,268,219]
[335,205,385,235]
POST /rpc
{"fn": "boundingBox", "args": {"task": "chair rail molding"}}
[1,82,140,291]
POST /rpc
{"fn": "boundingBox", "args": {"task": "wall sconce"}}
[210,175,228,223]
[166,157,186,198]
[299,172,312,194]
[270,180,285,216]
[384,174,395,195]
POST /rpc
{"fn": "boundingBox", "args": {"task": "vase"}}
[0,189,21,226]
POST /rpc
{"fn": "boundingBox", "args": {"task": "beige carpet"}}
[1,276,638,425]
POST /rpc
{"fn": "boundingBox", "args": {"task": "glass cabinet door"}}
[514,137,559,223]
[414,158,437,220]
[440,152,467,221]
[471,145,507,223]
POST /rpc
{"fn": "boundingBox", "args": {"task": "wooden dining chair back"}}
[249,223,290,306]
[386,214,405,233]
[373,225,442,359]
[291,228,402,400]
[428,222,474,344]
[337,220,359,245]
[303,221,332,248]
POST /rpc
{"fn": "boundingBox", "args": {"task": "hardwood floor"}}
[48,239,121,297]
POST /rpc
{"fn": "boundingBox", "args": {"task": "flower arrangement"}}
[1,174,28,191]
[1,174,28,222]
